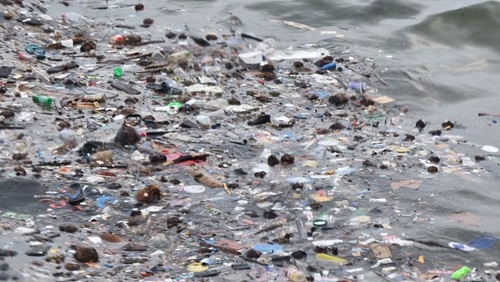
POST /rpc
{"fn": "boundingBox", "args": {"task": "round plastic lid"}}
[183,185,206,194]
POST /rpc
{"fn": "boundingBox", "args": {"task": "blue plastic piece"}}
[25,44,46,59]
[96,196,117,208]
[315,91,328,99]
[467,236,498,250]
[293,113,310,119]
[252,244,283,254]
[321,62,336,70]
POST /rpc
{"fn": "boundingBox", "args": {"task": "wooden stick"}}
[30,66,52,83]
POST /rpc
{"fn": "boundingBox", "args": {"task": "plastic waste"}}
[18,52,37,62]
[59,128,78,147]
[96,196,117,208]
[182,185,206,194]
[24,45,46,59]
[448,242,476,252]
[113,67,123,78]
[89,151,113,165]
[349,82,365,92]
[185,84,223,94]
[321,62,337,70]
[251,244,283,254]
[32,95,53,106]
[163,101,182,114]
[315,253,347,264]
[285,266,306,282]
[150,50,165,61]
[450,266,471,280]
[266,48,329,61]
[167,50,191,63]
[195,115,211,127]
[62,12,93,27]
[256,38,277,54]
[466,236,498,250]
[238,51,263,65]
[81,93,106,102]
[108,34,142,45]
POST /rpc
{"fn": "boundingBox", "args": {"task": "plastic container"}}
[285,266,306,282]
[32,95,53,106]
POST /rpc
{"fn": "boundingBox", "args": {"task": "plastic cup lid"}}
[313,219,328,227]
[183,185,206,193]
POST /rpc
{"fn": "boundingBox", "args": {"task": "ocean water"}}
[35,0,500,271]
[54,0,500,129]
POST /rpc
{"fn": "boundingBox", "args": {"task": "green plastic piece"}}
[113,66,123,78]
[450,266,471,280]
[167,101,182,108]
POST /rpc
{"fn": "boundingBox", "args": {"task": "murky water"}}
[32,0,500,275]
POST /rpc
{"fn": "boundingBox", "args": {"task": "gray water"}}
[55,0,500,137]
[39,0,500,273]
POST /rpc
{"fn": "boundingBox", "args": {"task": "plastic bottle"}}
[285,266,306,282]
[108,34,142,45]
[167,50,191,63]
[32,96,53,106]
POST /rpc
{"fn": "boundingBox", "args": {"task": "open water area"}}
[0,0,499,281]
